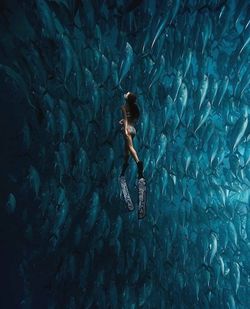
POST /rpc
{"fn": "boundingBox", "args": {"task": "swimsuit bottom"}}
[121,124,137,137]
[128,125,136,136]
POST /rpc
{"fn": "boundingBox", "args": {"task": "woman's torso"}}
[124,104,137,126]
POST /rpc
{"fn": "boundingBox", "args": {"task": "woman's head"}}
[124,92,137,105]
[124,92,140,119]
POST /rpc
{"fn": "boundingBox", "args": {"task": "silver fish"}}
[177,82,188,120]
[194,101,211,133]
[230,113,248,152]
[217,76,229,106]
[119,42,134,84]
[198,74,209,110]
[209,232,218,265]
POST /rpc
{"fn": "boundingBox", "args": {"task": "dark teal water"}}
[1,0,250,308]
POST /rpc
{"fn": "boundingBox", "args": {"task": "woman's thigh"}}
[122,127,135,146]
[125,133,135,149]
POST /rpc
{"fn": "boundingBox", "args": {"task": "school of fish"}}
[2,0,250,308]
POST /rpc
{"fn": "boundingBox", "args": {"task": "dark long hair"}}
[126,92,140,119]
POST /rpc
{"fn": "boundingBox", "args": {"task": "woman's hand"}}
[119,119,129,135]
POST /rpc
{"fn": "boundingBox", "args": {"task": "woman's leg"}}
[125,134,139,163]
[122,131,144,178]
[127,133,144,178]
[124,138,130,164]
[120,138,130,176]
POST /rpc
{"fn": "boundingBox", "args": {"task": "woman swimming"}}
[119,92,144,179]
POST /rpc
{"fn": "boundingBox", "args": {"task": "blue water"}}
[1,0,250,308]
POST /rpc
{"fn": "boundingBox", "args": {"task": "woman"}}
[119,92,144,179]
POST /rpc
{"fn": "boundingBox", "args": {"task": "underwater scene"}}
[0,0,250,308]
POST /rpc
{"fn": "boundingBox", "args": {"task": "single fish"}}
[209,78,218,105]
[177,82,188,120]
[60,33,75,80]
[201,17,212,54]
[54,187,69,233]
[149,55,165,88]
[239,36,250,54]
[218,255,225,276]
[151,15,169,49]
[111,61,118,85]
[209,232,218,265]
[169,0,181,24]
[194,101,211,133]
[183,48,192,77]
[208,133,220,165]
[59,142,70,173]
[198,74,209,110]
[36,0,56,39]
[58,109,68,140]
[217,76,229,106]
[98,53,110,83]
[182,147,191,174]
[119,42,134,84]
[232,262,240,294]
[228,221,238,247]
[230,114,248,152]
[163,95,174,127]
[156,133,168,165]
[172,70,183,102]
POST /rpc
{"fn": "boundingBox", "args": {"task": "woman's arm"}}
[121,105,128,134]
